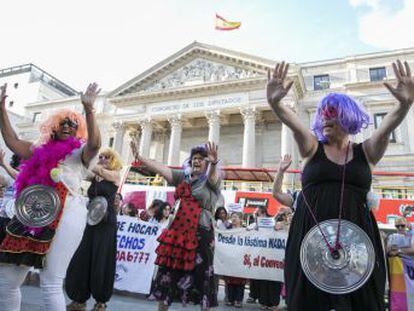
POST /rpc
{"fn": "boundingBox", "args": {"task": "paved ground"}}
[21,285,286,310]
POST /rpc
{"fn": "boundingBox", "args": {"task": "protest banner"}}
[214,228,287,282]
[114,216,162,294]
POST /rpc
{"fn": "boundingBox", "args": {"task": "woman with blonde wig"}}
[66,148,122,311]
[0,83,101,311]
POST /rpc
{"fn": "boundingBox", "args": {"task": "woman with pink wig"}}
[266,61,414,310]
[0,83,102,311]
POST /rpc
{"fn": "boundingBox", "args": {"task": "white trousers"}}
[0,196,87,311]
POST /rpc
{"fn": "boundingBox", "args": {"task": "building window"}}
[381,188,402,199]
[109,137,114,147]
[374,112,396,142]
[314,74,330,90]
[369,67,387,82]
[32,112,41,123]
[8,101,14,107]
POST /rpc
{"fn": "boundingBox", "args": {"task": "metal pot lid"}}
[87,196,108,226]
[300,219,375,294]
[15,184,61,228]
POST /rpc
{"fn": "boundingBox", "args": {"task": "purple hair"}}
[312,93,370,142]
[182,144,224,180]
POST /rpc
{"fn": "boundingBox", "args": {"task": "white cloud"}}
[349,0,379,8]
[351,0,414,49]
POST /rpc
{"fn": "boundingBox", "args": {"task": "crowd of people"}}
[0,57,411,311]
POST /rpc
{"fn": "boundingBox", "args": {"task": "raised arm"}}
[0,149,18,179]
[363,60,414,166]
[206,141,220,188]
[130,140,173,184]
[81,83,102,167]
[92,165,121,186]
[0,84,32,159]
[267,62,318,159]
[272,154,294,207]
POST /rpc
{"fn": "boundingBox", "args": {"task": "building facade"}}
[15,42,414,196]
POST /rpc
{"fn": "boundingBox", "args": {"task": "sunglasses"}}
[396,224,406,228]
[59,118,78,129]
[99,155,110,160]
[321,106,338,120]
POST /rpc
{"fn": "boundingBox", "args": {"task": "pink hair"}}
[37,109,87,145]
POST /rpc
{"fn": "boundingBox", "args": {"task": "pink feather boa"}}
[15,137,82,197]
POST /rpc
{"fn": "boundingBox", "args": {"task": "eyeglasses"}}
[396,224,406,228]
[59,118,78,129]
[99,155,110,160]
[321,106,338,120]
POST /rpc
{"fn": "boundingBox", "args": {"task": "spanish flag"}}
[215,14,241,31]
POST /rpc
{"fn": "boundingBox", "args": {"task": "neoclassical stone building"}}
[17,42,414,196]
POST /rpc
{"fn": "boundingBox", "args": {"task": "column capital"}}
[138,118,152,130]
[240,107,256,122]
[111,121,123,131]
[127,128,139,140]
[205,110,220,125]
[168,114,182,129]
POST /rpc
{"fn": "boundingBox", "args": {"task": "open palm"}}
[206,141,218,163]
[266,62,294,109]
[384,60,414,108]
[81,83,101,112]
[278,154,292,173]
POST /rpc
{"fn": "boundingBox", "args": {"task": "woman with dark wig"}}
[266,61,414,310]
[131,141,221,311]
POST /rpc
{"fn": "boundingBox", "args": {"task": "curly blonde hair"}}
[99,148,123,171]
[37,109,87,145]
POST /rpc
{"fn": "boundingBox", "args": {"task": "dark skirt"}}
[150,227,217,308]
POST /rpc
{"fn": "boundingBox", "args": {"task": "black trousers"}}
[227,284,245,303]
[249,279,260,300]
[257,280,282,307]
[65,218,117,303]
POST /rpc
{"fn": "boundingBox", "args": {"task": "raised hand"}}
[129,140,140,162]
[206,141,218,163]
[81,83,101,113]
[384,60,414,108]
[266,62,294,109]
[278,154,292,173]
[0,83,8,109]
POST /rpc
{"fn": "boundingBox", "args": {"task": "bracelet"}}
[210,160,220,165]
[85,109,95,115]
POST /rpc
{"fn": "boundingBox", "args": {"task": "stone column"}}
[111,122,125,155]
[205,110,220,145]
[167,115,182,166]
[241,107,256,168]
[138,119,153,159]
[121,127,138,164]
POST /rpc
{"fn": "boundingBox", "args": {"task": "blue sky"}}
[0,0,412,91]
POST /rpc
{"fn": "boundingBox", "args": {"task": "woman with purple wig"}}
[130,141,221,311]
[266,60,414,310]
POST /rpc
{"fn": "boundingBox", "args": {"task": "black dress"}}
[285,143,385,311]
[65,178,118,304]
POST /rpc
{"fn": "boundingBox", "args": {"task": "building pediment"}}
[140,58,261,93]
[110,42,278,98]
